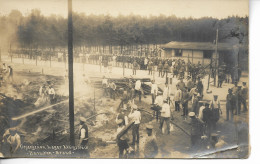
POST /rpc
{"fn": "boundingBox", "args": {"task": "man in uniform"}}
[151,80,158,105]
[158,61,163,77]
[189,112,204,148]
[210,95,222,130]
[177,78,186,91]
[134,79,142,102]
[174,84,182,112]
[181,87,190,118]
[226,88,236,121]
[240,82,248,112]
[202,103,213,137]
[232,81,239,115]
[143,124,158,158]
[197,77,204,99]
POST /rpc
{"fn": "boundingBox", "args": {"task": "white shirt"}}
[175,89,182,101]
[48,88,55,95]
[163,86,171,99]
[155,95,164,107]
[135,80,141,91]
[210,100,220,109]
[161,103,171,118]
[151,83,158,95]
[129,110,141,124]
[198,106,205,120]
[102,79,108,85]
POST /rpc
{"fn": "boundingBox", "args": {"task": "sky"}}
[0,0,248,19]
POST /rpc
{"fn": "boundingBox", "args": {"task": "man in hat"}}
[202,103,213,137]
[48,85,56,104]
[7,66,13,82]
[186,75,194,92]
[160,99,171,134]
[78,117,89,145]
[134,80,142,102]
[240,82,248,112]
[109,80,116,100]
[181,87,190,117]
[174,84,182,112]
[197,77,204,98]
[151,92,164,122]
[143,124,158,158]
[231,81,239,114]
[191,92,199,115]
[116,119,130,158]
[226,88,236,121]
[177,78,186,91]
[210,95,222,130]
[151,80,158,105]
[163,83,171,105]
[2,127,21,157]
[189,112,204,148]
[198,101,205,120]
[128,104,141,147]
[116,107,129,126]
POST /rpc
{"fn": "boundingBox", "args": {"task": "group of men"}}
[34,82,56,107]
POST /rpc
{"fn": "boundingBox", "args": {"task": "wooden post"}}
[214,28,219,86]
[68,0,75,146]
[36,55,37,66]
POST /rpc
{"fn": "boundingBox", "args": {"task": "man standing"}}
[160,99,171,134]
[186,76,194,92]
[2,127,21,157]
[210,95,222,130]
[174,84,182,112]
[202,103,213,137]
[226,89,236,121]
[135,80,142,102]
[7,66,13,82]
[48,85,55,104]
[128,104,141,148]
[197,77,204,99]
[191,92,199,115]
[189,112,204,148]
[158,61,163,77]
[151,92,164,122]
[102,76,108,96]
[116,108,129,126]
[77,117,90,157]
[163,83,171,105]
[116,119,130,158]
[240,82,248,112]
[151,80,158,104]
[143,124,158,158]
[177,78,186,91]
[109,80,116,100]
[232,81,239,115]
[181,87,190,117]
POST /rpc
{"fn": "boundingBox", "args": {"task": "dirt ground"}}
[0,56,249,158]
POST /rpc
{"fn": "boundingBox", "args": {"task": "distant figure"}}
[240,82,248,112]
[109,80,116,100]
[116,119,129,158]
[134,80,142,102]
[202,103,213,137]
[151,80,158,104]
[7,66,13,82]
[197,77,204,98]
[151,93,163,122]
[116,108,129,126]
[143,124,158,158]
[163,83,171,105]
[226,89,236,121]
[174,84,182,112]
[189,112,204,148]
[48,85,56,104]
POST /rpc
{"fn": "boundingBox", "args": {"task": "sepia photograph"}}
[0,0,249,159]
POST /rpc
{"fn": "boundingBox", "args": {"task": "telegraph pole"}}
[214,28,219,86]
[68,0,75,146]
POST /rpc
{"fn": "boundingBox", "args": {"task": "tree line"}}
[0,9,248,51]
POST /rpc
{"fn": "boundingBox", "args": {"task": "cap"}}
[242,82,246,85]
[80,117,86,122]
[146,124,153,130]
[189,112,195,117]
[116,119,123,125]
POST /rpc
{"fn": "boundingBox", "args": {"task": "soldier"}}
[134,79,142,102]
[189,112,204,148]
[158,61,163,77]
[240,82,248,112]
[116,108,129,126]
[148,61,153,75]
[202,103,213,137]
[151,80,158,104]
[210,95,222,130]
[143,124,158,158]
[232,81,239,115]
[162,62,169,78]
[181,87,190,117]
[102,76,109,96]
[151,92,163,122]
[191,92,199,115]
[197,77,204,98]
[226,89,235,121]
[132,60,138,75]
[186,75,194,92]
[174,84,182,112]
[177,78,186,91]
